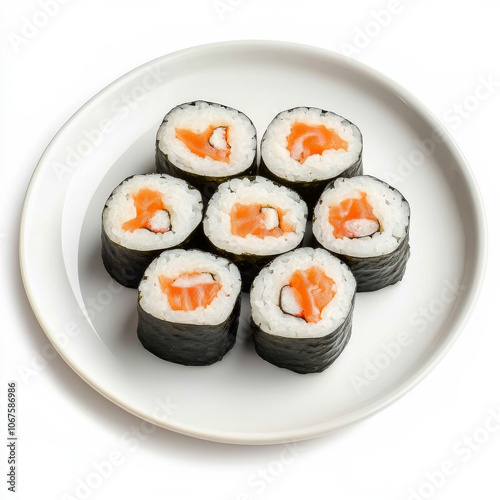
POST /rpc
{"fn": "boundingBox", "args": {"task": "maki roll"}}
[313,175,410,292]
[250,248,356,374]
[101,173,203,288]
[203,176,308,292]
[137,249,241,366]
[260,107,363,211]
[155,100,257,200]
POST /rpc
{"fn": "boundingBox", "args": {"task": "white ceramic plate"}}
[20,41,486,445]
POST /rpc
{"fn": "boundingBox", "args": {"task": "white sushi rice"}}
[261,107,362,182]
[250,248,356,338]
[313,176,410,258]
[157,101,257,177]
[203,176,308,256]
[102,174,202,251]
[139,249,241,325]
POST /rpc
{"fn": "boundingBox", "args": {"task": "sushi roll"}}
[137,249,241,366]
[250,248,356,374]
[260,107,363,211]
[101,173,203,288]
[312,175,410,292]
[155,101,257,200]
[203,176,308,292]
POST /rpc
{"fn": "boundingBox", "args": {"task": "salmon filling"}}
[158,272,221,312]
[122,188,171,234]
[230,203,294,238]
[280,266,335,323]
[286,122,349,164]
[328,192,380,239]
[175,125,230,163]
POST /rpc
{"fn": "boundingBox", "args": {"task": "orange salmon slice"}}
[280,266,335,324]
[175,125,230,163]
[286,122,348,164]
[328,192,379,239]
[230,203,293,238]
[122,188,171,234]
[158,272,221,312]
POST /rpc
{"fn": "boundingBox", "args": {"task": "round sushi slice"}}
[101,173,203,288]
[250,248,356,374]
[137,249,241,366]
[203,176,308,292]
[156,101,257,200]
[260,107,363,211]
[313,175,410,292]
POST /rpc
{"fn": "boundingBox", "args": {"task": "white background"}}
[1,1,499,499]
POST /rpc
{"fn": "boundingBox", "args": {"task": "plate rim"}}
[19,40,488,445]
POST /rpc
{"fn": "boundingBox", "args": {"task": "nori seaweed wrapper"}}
[155,101,258,203]
[259,157,362,215]
[325,232,410,292]
[101,226,202,289]
[101,230,165,289]
[312,176,411,292]
[101,175,203,289]
[251,297,355,374]
[259,107,363,214]
[202,238,305,294]
[137,293,241,366]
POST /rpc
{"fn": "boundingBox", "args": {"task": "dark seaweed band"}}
[203,237,305,294]
[251,298,355,374]
[101,226,202,289]
[101,229,166,288]
[137,294,241,366]
[326,232,410,292]
[258,157,362,213]
[155,148,257,203]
